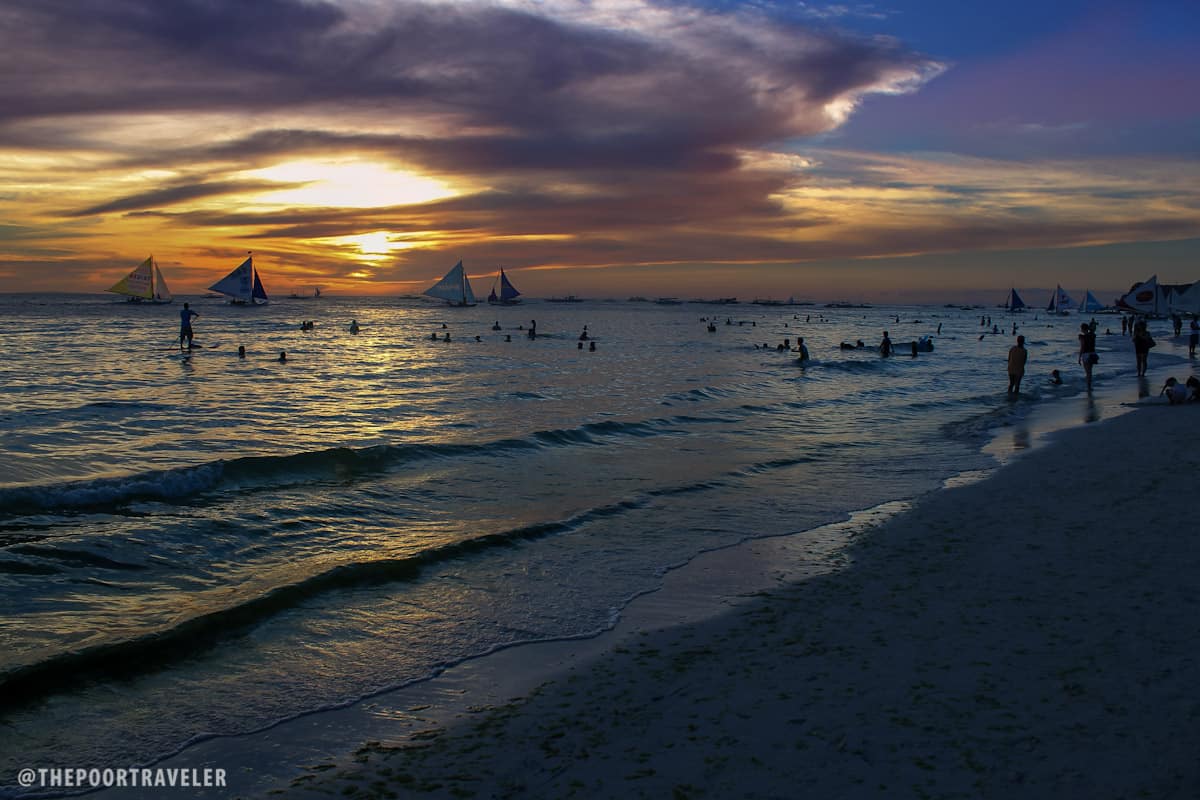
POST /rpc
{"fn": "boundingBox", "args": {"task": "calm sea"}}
[0,292,1189,795]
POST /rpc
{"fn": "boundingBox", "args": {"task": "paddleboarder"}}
[179,302,198,349]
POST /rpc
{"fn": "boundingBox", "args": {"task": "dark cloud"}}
[0,0,939,152]
[63,180,291,217]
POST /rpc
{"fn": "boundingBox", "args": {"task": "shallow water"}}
[0,293,1188,795]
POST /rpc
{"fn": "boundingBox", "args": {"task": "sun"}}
[242,160,457,209]
[324,231,412,262]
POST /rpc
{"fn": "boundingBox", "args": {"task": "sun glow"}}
[324,231,412,262]
[242,160,457,209]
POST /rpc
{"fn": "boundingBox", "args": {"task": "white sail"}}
[209,255,269,305]
[107,256,172,303]
[1047,284,1074,314]
[152,263,173,303]
[1118,275,1160,316]
[423,261,477,306]
[1080,290,1105,313]
[1167,281,1200,315]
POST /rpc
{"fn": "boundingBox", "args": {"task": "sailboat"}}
[208,254,269,305]
[423,260,477,307]
[1046,284,1074,315]
[487,268,522,305]
[106,256,173,304]
[1080,290,1107,313]
[1004,288,1026,311]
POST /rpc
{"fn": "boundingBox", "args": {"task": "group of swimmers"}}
[425,320,597,350]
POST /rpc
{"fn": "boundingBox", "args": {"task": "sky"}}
[0,0,1197,303]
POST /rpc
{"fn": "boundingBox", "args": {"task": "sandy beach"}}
[273,401,1200,800]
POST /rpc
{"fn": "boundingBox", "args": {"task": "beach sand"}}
[274,401,1200,800]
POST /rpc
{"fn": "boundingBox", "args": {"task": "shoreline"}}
[66,369,1196,800]
[270,400,1200,799]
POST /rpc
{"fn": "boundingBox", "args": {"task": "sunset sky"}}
[1,0,1197,302]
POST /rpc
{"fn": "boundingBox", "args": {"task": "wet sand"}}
[278,402,1200,799]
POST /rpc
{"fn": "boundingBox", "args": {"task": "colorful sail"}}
[423,261,477,306]
[106,256,173,303]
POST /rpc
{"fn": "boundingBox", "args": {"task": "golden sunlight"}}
[242,160,457,209]
[324,231,411,262]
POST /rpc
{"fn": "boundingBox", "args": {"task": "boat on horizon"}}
[1046,284,1074,315]
[487,268,521,305]
[547,295,584,303]
[424,260,477,307]
[1004,288,1026,311]
[288,286,322,300]
[106,256,173,304]
[1080,289,1110,313]
[209,254,269,305]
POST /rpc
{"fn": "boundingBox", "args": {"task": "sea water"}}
[0,293,1188,795]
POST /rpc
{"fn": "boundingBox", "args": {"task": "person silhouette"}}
[179,302,199,349]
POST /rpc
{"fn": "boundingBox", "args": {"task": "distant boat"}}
[424,260,477,307]
[654,297,683,305]
[547,295,583,303]
[1046,284,1074,315]
[106,256,173,304]
[487,268,521,305]
[1080,290,1107,313]
[1004,288,1026,311]
[209,254,269,305]
[289,286,322,300]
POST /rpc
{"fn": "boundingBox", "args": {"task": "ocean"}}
[0,292,1189,796]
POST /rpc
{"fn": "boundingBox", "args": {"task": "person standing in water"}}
[880,331,893,358]
[1007,335,1028,395]
[1132,319,1154,377]
[1078,322,1098,389]
[179,302,199,349]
